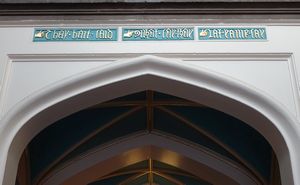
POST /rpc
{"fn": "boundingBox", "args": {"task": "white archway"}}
[0,55,299,185]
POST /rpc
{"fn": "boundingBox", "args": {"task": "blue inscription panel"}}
[33,28,118,42]
[198,27,267,40]
[122,27,194,41]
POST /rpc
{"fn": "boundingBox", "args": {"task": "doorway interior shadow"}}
[17,91,281,185]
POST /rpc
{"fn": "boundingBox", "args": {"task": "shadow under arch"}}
[0,55,299,185]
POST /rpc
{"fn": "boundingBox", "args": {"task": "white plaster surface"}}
[2,59,297,119]
[1,62,111,117]
[0,25,299,118]
[0,26,299,117]
[0,24,300,185]
[185,60,298,116]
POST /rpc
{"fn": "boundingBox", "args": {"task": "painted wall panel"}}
[2,59,298,119]
[0,22,299,185]
[0,26,300,118]
[185,60,298,116]
[0,26,299,55]
[1,62,111,116]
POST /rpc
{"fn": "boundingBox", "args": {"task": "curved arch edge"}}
[0,55,299,185]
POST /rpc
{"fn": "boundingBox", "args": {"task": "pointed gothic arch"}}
[0,55,299,185]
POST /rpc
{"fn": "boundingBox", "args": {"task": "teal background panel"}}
[33,28,118,42]
[122,27,194,41]
[198,27,267,40]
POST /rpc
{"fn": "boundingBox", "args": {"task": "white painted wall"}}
[0,26,300,119]
[2,57,298,118]
[0,23,300,185]
[185,59,299,116]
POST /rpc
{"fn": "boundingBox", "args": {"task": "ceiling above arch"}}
[88,159,211,185]
[18,90,278,185]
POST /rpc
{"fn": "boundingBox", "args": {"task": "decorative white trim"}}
[7,52,293,61]
[287,55,300,118]
[0,55,299,185]
[3,19,300,27]
[0,55,12,118]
